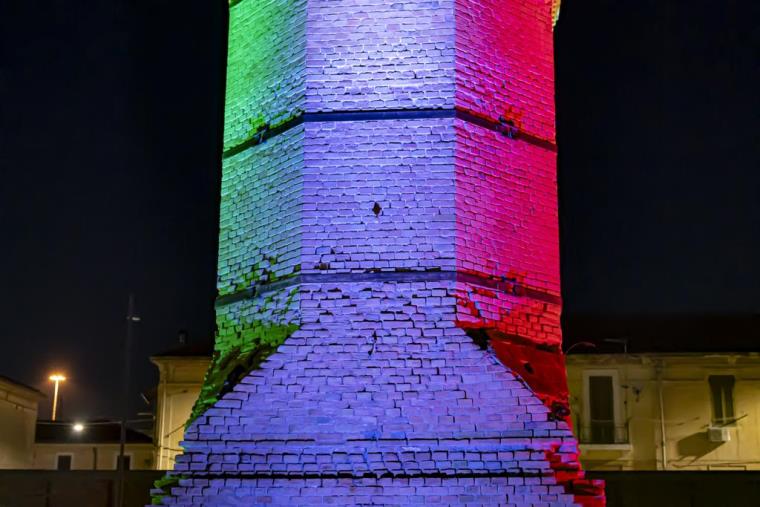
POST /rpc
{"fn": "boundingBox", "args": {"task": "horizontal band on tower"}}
[215,270,560,307]
[222,108,556,159]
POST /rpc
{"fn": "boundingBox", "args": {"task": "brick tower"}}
[155,0,604,505]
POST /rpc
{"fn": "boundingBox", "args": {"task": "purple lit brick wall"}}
[301,119,456,274]
[168,280,581,505]
[305,0,455,111]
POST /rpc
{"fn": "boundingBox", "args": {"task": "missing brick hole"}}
[465,329,490,351]
[372,202,382,217]
[549,401,571,421]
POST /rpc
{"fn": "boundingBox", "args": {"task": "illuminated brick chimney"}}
[156,0,604,505]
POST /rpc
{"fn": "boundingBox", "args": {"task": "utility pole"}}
[117,294,139,507]
[655,360,668,470]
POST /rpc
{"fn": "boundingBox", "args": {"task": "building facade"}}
[151,344,211,470]
[566,353,760,471]
[0,376,45,469]
[32,421,154,471]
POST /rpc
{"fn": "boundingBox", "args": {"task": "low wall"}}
[589,471,760,507]
[0,470,758,506]
[0,470,162,507]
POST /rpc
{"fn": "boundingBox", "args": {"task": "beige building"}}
[0,376,45,469]
[567,352,760,471]
[151,342,211,470]
[32,421,153,470]
[146,329,760,474]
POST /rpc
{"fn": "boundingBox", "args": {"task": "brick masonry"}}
[156,0,604,505]
[222,0,306,151]
[306,0,456,111]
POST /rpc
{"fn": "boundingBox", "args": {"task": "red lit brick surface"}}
[455,0,556,141]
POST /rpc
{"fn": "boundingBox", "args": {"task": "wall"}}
[301,118,457,273]
[451,0,571,424]
[218,127,305,296]
[222,0,306,151]
[566,353,760,471]
[151,356,209,469]
[32,443,154,471]
[2,469,756,507]
[305,0,455,112]
[455,0,556,140]
[590,471,760,507]
[0,469,163,507]
[0,379,42,469]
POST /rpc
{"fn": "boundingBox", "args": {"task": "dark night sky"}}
[0,1,757,420]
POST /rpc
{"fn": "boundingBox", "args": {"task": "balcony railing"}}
[578,422,630,445]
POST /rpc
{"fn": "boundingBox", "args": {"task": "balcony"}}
[578,422,632,451]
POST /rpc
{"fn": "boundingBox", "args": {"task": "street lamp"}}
[48,373,66,421]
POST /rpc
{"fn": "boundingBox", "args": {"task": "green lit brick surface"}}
[215,287,300,356]
[188,0,308,426]
[223,0,306,151]
[217,126,304,297]
[192,124,305,426]
[189,287,300,425]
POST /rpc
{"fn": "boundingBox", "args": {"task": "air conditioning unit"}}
[707,426,731,443]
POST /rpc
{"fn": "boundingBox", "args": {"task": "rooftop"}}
[0,374,46,399]
[35,421,152,445]
[563,314,760,354]
[151,340,214,358]
[147,316,760,359]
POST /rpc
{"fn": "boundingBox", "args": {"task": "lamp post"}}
[48,374,66,421]
[117,294,140,507]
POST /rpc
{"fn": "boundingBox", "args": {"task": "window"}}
[56,454,72,471]
[115,454,131,471]
[709,375,735,425]
[588,375,615,443]
[581,370,628,445]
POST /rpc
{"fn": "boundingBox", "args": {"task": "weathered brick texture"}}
[305,0,455,112]
[455,0,557,140]
[168,281,583,505]
[223,0,306,150]
[302,119,456,273]
[167,477,574,506]
[455,121,559,293]
[218,127,304,296]
[156,0,605,505]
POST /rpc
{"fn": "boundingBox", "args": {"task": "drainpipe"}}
[655,360,668,470]
[158,364,168,470]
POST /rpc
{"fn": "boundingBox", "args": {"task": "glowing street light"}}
[48,373,66,421]
[72,422,84,432]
